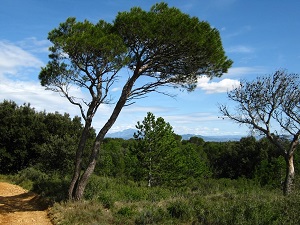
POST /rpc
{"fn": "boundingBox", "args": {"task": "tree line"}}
[1,100,297,190]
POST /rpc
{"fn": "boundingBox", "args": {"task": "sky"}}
[0,0,299,136]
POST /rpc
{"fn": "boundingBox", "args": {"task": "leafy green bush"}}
[166,199,192,221]
[13,167,48,190]
[135,206,168,225]
[10,167,69,202]
[116,206,136,217]
[97,193,114,209]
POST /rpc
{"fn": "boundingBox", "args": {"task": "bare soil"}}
[0,182,52,225]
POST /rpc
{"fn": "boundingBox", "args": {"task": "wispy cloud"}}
[162,112,246,135]
[0,75,114,121]
[223,25,252,38]
[0,41,44,77]
[123,105,171,113]
[197,76,240,94]
[227,45,255,53]
[17,37,50,53]
[0,78,73,112]
[0,40,113,119]
[226,66,266,77]
[164,112,219,124]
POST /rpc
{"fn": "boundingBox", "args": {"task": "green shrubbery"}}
[49,174,300,224]
[10,167,69,202]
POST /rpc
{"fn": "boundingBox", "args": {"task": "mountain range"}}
[106,128,243,142]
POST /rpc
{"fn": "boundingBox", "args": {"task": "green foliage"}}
[167,199,192,220]
[114,2,232,89]
[135,206,168,225]
[179,142,212,181]
[204,137,264,179]
[133,112,185,186]
[116,206,136,217]
[255,156,285,187]
[0,101,43,173]
[39,17,128,90]
[0,100,94,175]
[97,138,128,177]
[12,167,69,202]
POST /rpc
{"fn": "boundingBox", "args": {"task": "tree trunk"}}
[68,158,81,199]
[68,120,92,200]
[74,157,97,200]
[282,133,299,196]
[283,154,295,195]
[70,69,141,200]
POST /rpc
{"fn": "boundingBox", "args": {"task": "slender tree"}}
[134,112,182,186]
[219,70,300,195]
[39,3,232,200]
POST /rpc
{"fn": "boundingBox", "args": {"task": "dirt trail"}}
[0,182,52,225]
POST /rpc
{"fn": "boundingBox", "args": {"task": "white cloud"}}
[111,87,121,92]
[197,76,240,94]
[0,76,114,124]
[164,113,247,136]
[17,37,50,53]
[0,40,107,118]
[0,78,74,113]
[0,40,44,77]
[164,112,219,124]
[123,105,172,113]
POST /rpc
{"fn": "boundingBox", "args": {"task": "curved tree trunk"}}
[74,157,97,200]
[74,140,101,200]
[68,120,92,200]
[72,69,140,200]
[283,154,295,195]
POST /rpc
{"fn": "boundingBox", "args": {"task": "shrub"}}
[166,199,192,221]
[97,193,114,209]
[117,206,136,217]
[13,167,48,190]
[50,200,105,225]
[11,167,69,202]
[135,207,167,225]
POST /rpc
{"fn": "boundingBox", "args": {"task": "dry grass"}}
[50,200,113,225]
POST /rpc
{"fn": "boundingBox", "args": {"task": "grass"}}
[50,200,111,225]
[4,171,300,224]
[51,176,300,224]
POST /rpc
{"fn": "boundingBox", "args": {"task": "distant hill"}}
[106,128,137,139]
[180,134,242,142]
[106,128,243,142]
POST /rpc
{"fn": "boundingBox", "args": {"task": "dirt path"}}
[0,182,52,225]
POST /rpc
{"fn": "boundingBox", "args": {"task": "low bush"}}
[135,206,168,225]
[166,199,192,221]
[10,167,69,202]
[50,200,106,225]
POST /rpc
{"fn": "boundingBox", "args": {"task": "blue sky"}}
[0,0,299,136]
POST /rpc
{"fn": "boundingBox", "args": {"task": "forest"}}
[1,100,300,224]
